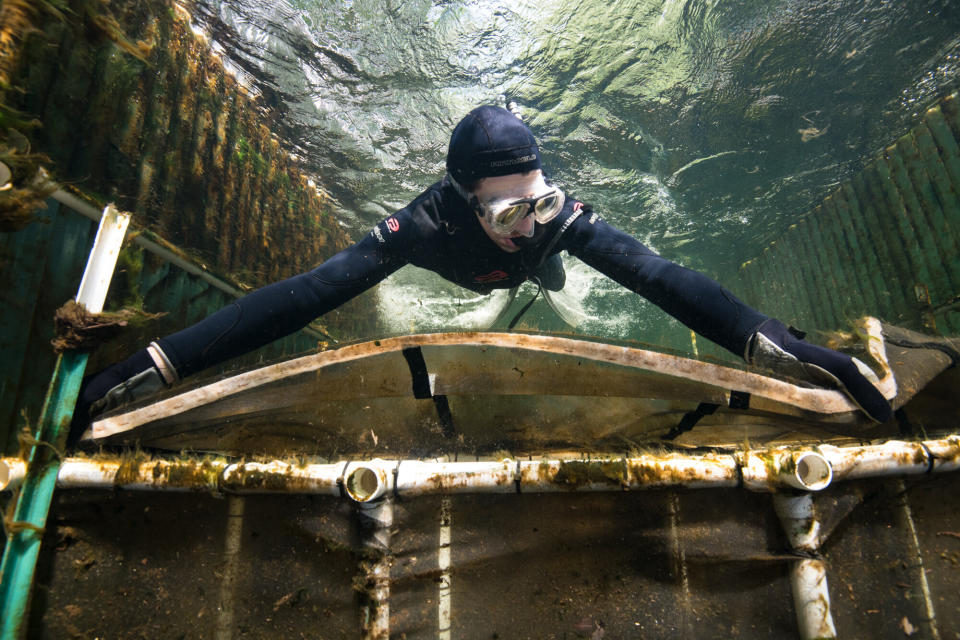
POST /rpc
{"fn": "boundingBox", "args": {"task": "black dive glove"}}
[68,348,169,446]
[747,318,893,423]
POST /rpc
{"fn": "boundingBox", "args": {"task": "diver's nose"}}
[516,213,535,237]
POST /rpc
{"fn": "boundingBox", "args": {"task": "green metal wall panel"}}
[896,134,960,289]
[814,204,864,320]
[0,203,62,449]
[850,173,910,319]
[860,164,922,326]
[816,199,857,315]
[834,188,887,316]
[809,211,857,324]
[736,258,760,315]
[941,94,960,136]
[884,145,957,297]
[767,241,798,323]
[798,216,842,329]
[915,121,960,241]
[748,247,777,319]
[740,92,960,338]
[898,130,960,334]
[784,221,826,328]
[7,211,94,452]
[870,157,935,314]
[924,107,960,193]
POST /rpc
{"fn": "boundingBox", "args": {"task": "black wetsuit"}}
[156,179,768,379]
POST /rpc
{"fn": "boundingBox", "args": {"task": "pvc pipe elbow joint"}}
[343,460,392,503]
[785,452,833,491]
[742,450,833,492]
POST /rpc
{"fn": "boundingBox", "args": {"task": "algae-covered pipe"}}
[740,450,834,492]
[356,497,392,640]
[2,436,959,497]
[773,493,837,640]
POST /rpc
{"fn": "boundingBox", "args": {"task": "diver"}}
[71,105,892,443]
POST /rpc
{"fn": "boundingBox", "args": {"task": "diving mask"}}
[449,173,565,236]
[477,188,564,235]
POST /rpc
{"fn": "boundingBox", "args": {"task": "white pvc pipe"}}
[821,437,960,481]
[0,459,23,492]
[791,452,833,491]
[50,189,328,340]
[1,435,958,496]
[773,493,821,551]
[46,458,228,492]
[219,461,340,495]
[520,455,740,491]
[438,496,452,640]
[395,460,515,496]
[357,498,392,640]
[774,493,837,640]
[742,451,833,492]
[789,558,837,640]
[344,462,390,503]
[76,205,130,313]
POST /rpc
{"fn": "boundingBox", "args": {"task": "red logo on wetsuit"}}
[474,270,510,283]
[386,217,400,232]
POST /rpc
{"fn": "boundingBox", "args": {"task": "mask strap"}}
[446,173,481,215]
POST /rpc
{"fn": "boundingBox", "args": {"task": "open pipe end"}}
[345,465,387,503]
[787,452,833,491]
[0,459,25,492]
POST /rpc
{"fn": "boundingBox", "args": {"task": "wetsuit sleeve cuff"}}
[147,341,179,385]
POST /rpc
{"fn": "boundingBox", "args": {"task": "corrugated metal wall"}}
[739,93,960,336]
[8,0,353,283]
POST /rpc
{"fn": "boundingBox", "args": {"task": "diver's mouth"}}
[510,234,537,248]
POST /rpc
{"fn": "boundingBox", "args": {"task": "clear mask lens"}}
[494,204,528,229]
[533,192,562,222]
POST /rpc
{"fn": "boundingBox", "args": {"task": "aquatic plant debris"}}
[51,300,165,353]
[0,137,55,231]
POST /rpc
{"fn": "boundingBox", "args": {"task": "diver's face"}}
[472,170,545,252]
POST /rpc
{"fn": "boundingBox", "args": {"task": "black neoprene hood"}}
[446,105,542,184]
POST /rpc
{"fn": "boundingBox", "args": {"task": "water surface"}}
[186,0,960,345]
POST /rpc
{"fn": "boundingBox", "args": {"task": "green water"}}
[187,0,960,349]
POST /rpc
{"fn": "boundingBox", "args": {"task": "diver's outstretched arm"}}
[562,213,892,422]
[70,229,407,443]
